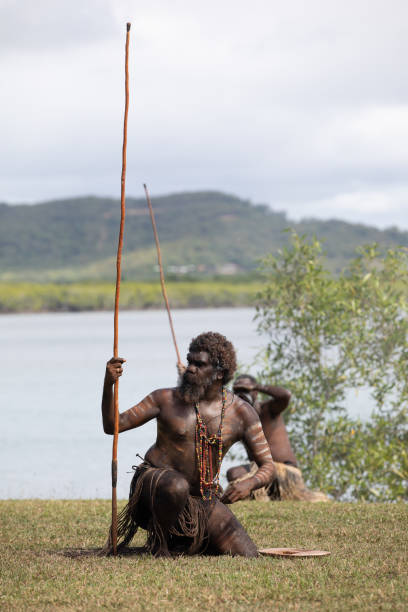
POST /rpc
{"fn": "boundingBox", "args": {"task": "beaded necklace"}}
[195,387,227,500]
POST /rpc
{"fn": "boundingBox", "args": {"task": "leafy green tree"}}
[344,245,408,413]
[255,233,408,501]
[341,245,408,500]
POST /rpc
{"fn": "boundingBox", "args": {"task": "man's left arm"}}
[257,383,291,417]
[222,407,275,504]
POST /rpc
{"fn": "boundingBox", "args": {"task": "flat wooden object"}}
[259,548,330,557]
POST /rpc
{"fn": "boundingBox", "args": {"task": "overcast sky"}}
[1,0,407,228]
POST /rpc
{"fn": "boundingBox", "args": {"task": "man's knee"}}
[226,464,251,482]
[157,470,189,503]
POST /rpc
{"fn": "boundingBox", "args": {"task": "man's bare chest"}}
[158,403,241,446]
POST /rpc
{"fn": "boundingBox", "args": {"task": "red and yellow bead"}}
[195,387,227,500]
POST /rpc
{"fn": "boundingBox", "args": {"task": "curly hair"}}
[189,331,237,384]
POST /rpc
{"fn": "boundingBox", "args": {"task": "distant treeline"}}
[2,191,407,282]
[0,280,263,313]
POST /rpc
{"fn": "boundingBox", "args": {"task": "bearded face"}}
[179,352,219,403]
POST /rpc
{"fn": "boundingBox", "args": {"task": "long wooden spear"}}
[143,183,182,368]
[111,22,131,556]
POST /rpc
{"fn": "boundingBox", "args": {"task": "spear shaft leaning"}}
[111,22,131,556]
[143,183,182,367]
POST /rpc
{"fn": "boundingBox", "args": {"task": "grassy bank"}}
[0,280,263,313]
[0,500,406,610]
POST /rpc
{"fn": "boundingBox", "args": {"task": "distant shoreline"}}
[0,280,263,314]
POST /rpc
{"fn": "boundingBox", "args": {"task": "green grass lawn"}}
[0,500,406,610]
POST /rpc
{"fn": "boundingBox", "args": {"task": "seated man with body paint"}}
[226,374,328,502]
[102,332,275,557]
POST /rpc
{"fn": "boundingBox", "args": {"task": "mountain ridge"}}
[1,191,407,281]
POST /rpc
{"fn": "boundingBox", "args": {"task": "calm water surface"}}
[1,309,260,499]
[1,308,371,499]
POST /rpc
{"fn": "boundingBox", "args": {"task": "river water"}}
[1,308,371,499]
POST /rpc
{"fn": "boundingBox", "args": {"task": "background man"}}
[227,374,328,502]
[102,332,275,557]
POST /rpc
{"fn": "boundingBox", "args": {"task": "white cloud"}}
[1,0,408,229]
[284,185,408,228]
[0,0,117,52]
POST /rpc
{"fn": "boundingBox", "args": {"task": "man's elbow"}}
[283,390,291,406]
[103,421,114,435]
[275,389,291,411]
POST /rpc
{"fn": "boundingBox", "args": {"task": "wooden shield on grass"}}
[259,548,330,557]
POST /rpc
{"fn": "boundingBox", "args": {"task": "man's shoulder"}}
[150,387,177,397]
[231,393,260,422]
[148,387,180,405]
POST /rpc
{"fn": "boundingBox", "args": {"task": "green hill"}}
[1,191,407,281]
